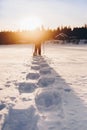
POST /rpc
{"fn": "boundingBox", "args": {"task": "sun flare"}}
[20,16,42,30]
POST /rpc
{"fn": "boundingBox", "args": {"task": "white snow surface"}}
[0,43,87,130]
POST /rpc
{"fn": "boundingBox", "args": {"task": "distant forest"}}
[0,25,87,45]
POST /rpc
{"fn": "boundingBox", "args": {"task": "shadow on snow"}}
[2,56,87,130]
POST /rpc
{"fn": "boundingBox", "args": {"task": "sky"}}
[0,0,87,31]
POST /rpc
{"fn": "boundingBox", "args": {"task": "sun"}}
[20,16,42,30]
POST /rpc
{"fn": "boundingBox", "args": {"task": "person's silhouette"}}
[33,41,41,56]
[33,30,42,56]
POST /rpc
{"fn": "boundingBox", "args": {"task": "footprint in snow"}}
[38,77,55,87]
[0,103,6,111]
[32,61,39,65]
[26,72,40,80]
[2,106,39,130]
[40,67,51,75]
[33,56,41,61]
[5,84,10,88]
[35,90,62,112]
[40,63,49,68]
[18,82,36,93]
[31,65,40,70]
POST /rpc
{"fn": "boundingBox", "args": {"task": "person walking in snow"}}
[33,29,42,56]
[33,40,41,56]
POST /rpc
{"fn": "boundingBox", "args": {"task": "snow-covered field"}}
[0,43,87,130]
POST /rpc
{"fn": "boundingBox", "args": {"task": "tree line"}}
[0,24,87,45]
